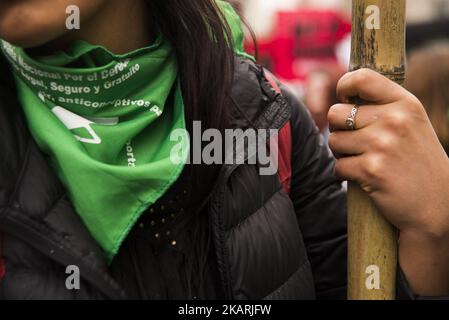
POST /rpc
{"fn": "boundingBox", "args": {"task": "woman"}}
[0,0,448,300]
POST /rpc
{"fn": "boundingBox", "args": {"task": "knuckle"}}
[363,155,384,181]
[372,133,395,152]
[384,109,408,131]
[407,94,426,114]
[352,68,373,85]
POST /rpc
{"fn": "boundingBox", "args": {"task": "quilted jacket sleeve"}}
[280,84,348,300]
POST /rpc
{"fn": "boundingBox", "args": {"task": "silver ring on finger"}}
[346,105,360,130]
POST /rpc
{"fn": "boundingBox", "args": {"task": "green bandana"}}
[0,1,250,261]
[1,37,188,261]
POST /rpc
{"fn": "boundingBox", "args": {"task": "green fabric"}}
[1,37,188,261]
[217,0,255,61]
[0,1,248,261]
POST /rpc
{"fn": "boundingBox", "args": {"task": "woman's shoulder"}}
[231,56,313,134]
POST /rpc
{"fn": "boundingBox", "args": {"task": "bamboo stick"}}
[348,0,406,300]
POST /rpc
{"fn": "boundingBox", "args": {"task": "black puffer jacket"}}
[0,56,411,300]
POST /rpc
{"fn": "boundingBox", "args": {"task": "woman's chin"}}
[0,23,66,48]
[0,8,63,48]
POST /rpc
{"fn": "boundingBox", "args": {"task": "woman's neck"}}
[33,0,153,55]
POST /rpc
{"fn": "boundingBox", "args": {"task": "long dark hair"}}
[144,0,237,298]
[146,0,237,206]
[146,0,235,132]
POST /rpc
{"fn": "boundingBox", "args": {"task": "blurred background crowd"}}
[227,0,449,152]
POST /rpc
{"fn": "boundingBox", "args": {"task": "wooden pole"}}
[348,0,406,300]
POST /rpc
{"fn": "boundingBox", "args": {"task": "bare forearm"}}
[399,230,449,296]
